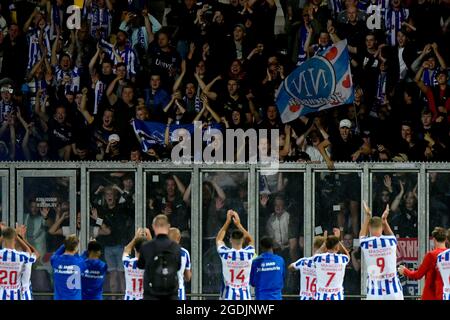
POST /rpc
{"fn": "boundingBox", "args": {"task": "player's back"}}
[177,247,191,300]
[82,258,108,300]
[20,253,36,300]
[51,250,86,300]
[217,245,255,300]
[123,254,144,300]
[360,235,403,299]
[0,248,28,300]
[313,252,349,300]
[292,257,316,300]
[437,249,450,300]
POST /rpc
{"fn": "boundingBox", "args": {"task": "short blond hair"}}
[153,214,170,228]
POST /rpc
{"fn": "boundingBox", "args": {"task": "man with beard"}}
[44,106,73,160]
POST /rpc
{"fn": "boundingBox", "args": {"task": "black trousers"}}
[144,294,178,301]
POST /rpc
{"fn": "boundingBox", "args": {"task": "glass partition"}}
[145,171,192,298]
[200,171,249,298]
[371,172,419,298]
[89,171,136,300]
[314,171,362,299]
[16,171,76,300]
[257,171,304,296]
[0,171,7,224]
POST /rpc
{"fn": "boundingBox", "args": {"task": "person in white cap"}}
[318,118,371,168]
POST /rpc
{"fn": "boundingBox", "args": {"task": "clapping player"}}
[123,228,151,300]
[216,210,255,300]
[360,202,403,300]
[313,228,350,300]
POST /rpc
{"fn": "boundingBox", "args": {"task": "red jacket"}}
[403,248,447,300]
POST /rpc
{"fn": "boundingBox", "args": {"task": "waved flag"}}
[132,119,222,152]
[276,39,354,123]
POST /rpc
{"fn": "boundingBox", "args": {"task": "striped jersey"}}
[0,249,30,300]
[26,26,51,70]
[99,39,137,77]
[292,257,316,300]
[360,235,403,297]
[87,4,112,40]
[313,253,349,300]
[177,247,191,300]
[384,8,409,46]
[20,253,36,300]
[217,244,255,300]
[54,66,80,93]
[437,249,450,300]
[123,254,144,300]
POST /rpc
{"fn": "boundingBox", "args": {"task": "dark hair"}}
[134,237,146,253]
[115,62,127,69]
[325,235,340,250]
[2,227,16,240]
[432,227,447,242]
[87,241,102,253]
[260,237,274,251]
[231,230,244,241]
[421,108,433,116]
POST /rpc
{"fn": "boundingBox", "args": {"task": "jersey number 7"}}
[325,272,336,287]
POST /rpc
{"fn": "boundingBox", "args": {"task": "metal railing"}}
[1,160,447,299]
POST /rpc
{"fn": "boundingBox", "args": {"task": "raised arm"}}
[390,180,405,213]
[414,62,429,94]
[106,76,121,105]
[89,44,102,76]
[50,27,61,67]
[216,210,233,246]
[381,204,394,236]
[431,43,447,70]
[359,201,372,238]
[318,139,334,170]
[172,175,186,195]
[231,211,254,247]
[79,87,95,124]
[123,228,142,256]
[142,9,154,43]
[196,73,219,101]
[202,95,221,123]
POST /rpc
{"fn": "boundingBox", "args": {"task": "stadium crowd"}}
[0,0,448,165]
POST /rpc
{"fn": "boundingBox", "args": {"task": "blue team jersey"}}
[81,253,108,300]
[51,245,87,300]
[250,252,285,300]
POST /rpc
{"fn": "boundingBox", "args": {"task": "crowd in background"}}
[0,0,448,165]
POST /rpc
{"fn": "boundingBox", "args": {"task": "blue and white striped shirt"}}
[217,244,255,300]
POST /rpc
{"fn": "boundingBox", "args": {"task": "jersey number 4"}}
[0,270,18,285]
[230,269,245,283]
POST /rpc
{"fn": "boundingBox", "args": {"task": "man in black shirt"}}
[319,119,370,169]
[137,214,181,300]
[148,30,182,92]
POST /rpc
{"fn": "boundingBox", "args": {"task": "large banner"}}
[276,40,354,123]
[132,119,222,152]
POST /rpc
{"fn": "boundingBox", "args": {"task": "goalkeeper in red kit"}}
[398,227,447,300]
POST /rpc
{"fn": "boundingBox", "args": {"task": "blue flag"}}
[276,40,354,123]
[132,119,223,152]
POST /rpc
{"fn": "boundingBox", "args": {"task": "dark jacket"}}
[137,234,181,297]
